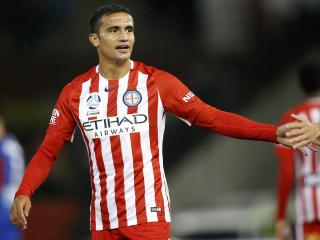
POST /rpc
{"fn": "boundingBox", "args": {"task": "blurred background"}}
[1,0,320,239]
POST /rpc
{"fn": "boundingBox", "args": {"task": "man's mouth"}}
[116,45,130,50]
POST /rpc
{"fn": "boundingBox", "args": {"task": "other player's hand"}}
[275,219,292,240]
[10,195,32,230]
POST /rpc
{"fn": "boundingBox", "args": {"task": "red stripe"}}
[127,70,147,224]
[147,77,165,221]
[107,79,127,227]
[90,74,110,228]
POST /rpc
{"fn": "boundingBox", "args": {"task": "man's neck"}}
[98,59,131,80]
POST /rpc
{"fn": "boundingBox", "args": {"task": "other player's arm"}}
[274,142,294,240]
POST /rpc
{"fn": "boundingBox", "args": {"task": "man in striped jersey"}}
[9,4,313,240]
[275,62,320,240]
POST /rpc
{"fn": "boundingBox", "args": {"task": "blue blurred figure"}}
[0,117,25,240]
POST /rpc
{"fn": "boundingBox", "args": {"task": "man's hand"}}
[277,114,320,151]
[283,114,320,149]
[276,219,292,240]
[10,195,32,230]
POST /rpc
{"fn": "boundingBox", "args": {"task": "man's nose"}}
[119,30,128,41]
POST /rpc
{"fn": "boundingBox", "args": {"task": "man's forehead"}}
[101,12,133,26]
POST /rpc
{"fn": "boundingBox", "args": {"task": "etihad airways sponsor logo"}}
[82,113,148,138]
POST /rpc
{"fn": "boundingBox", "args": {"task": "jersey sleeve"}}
[46,83,76,142]
[275,112,295,220]
[155,70,277,142]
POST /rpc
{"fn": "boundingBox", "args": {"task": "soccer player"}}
[275,62,320,240]
[9,4,309,240]
[0,117,25,240]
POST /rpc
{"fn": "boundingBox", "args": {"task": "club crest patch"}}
[123,90,142,107]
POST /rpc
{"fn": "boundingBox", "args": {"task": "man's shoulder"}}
[135,61,171,78]
[69,66,97,86]
[60,66,97,94]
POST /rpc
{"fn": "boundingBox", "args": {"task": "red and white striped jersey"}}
[48,61,178,230]
[19,60,276,231]
[275,98,320,224]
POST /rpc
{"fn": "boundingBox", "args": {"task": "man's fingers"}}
[291,114,308,122]
[281,122,302,132]
[285,128,304,138]
[293,139,310,149]
[277,137,291,147]
[11,206,26,229]
[288,133,308,145]
[17,202,27,223]
[24,201,32,218]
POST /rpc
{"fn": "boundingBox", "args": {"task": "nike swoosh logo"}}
[105,86,118,92]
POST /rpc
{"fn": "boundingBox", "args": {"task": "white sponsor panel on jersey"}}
[82,113,149,139]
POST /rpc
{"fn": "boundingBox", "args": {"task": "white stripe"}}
[309,108,320,221]
[116,73,138,226]
[101,136,118,229]
[137,71,158,222]
[79,79,103,230]
[310,107,320,123]
[303,148,314,222]
[157,93,171,222]
[98,76,119,229]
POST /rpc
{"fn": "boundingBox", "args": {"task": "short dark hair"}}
[298,62,320,95]
[89,4,133,34]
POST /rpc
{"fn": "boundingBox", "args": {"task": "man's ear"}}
[89,33,99,47]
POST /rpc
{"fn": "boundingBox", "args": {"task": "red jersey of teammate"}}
[16,60,277,231]
[275,98,320,233]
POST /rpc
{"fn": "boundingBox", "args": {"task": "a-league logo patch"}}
[86,93,101,110]
[123,90,142,107]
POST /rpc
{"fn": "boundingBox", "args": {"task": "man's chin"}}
[113,57,130,65]
[115,55,131,63]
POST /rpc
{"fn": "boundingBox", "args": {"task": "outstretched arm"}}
[155,70,281,143]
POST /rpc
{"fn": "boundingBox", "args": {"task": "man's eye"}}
[109,28,117,33]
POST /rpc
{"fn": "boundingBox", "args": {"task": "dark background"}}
[1,0,320,239]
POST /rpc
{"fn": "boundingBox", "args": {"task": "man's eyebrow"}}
[107,26,119,29]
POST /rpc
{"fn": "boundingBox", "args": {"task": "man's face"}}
[90,12,135,63]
